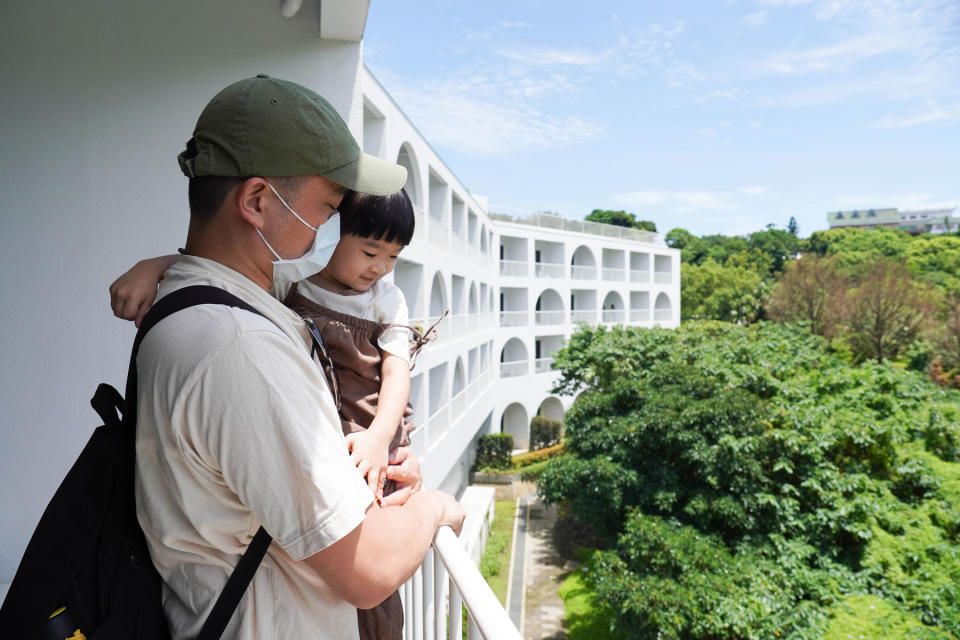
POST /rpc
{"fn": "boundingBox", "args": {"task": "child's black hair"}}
[338,188,415,246]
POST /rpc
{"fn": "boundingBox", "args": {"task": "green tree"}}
[788,216,799,236]
[681,259,767,323]
[634,219,657,232]
[664,227,696,250]
[747,227,800,274]
[905,234,960,293]
[805,227,912,268]
[586,209,636,228]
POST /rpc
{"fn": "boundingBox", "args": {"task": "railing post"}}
[412,566,424,640]
[423,551,435,640]
[434,549,448,640]
[448,582,463,640]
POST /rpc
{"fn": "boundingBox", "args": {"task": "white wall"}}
[0,0,364,584]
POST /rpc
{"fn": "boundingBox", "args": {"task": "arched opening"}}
[396,143,423,244]
[570,245,598,280]
[654,292,672,324]
[602,291,625,324]
[501,402,529,450]
[468,282,479,315]
[429,272,448,320]
[537,397,564,421]
[499,338,529,377]
[534,288,565,326]
[480,225,488,254]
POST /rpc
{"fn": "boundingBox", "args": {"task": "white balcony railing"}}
[499,311,528,327]
[570,309,597,324]
[654,308,672,322]
[654,271,672,284]
[499,260,528,277]
[602,309,625,323]
[534,310,565,325]
[400,529,521,640]
[630,269,650,283]
[602,267,625,281]
[570,265,596,280]
[449,314,468,340]
[499,360,529,377]
[534,262,565,278]
[534,357,554,373]
[630,309,651,322]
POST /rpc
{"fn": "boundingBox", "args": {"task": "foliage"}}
[558,554,627,640]
[474,433,514,470]
[540,322,960,639]
[530,415,563,450]
[585,209,657,232]
[681,259,768,323]
[805,226,912,269]
[513,442,565,467]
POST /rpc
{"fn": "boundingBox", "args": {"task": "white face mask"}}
[257,183,341,295]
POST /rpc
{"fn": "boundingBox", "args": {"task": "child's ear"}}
[235,178,272,229]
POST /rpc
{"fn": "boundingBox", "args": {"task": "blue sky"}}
[364,0,959,238]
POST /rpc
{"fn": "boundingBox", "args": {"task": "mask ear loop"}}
[266,182,318,231]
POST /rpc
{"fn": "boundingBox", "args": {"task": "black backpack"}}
[0,286,275,640]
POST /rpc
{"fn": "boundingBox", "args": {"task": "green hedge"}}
[474,433,514,470]
[530,415,563,450]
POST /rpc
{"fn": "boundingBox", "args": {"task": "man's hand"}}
[380,446,422,507]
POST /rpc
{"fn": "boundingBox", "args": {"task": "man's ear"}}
[235,177,272,229]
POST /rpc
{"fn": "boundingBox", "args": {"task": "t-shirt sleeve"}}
[182,329,373,561]
[377,285,411,364]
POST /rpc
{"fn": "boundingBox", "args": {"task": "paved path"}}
[520,496,572,640]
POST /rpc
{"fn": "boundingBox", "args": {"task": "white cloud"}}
[743,11,768,26]
[377,71,603,156]
[498,47,604,66]
[739,186,767,196]
[872,102,960,128]
[500,21,533,29]
[760,32,912,75]
[758,0,814,6]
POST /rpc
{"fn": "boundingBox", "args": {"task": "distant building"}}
[827,207,959,234]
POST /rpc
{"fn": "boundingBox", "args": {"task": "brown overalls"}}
[284,283,433,640]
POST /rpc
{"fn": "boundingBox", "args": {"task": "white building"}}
[827,207,959,234]
[0,0,679,630]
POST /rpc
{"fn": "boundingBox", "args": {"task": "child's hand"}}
[109,257,174,327]
[345,430,391,502]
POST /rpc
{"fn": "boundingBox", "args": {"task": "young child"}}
[110,187,429,640]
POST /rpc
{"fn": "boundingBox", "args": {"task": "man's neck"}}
[184,224,273,292]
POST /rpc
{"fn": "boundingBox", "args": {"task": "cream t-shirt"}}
[135,256,373,640]
[296,278,411,363]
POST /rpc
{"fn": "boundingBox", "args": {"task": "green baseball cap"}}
[177,75,406,196]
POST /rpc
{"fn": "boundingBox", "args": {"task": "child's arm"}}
[345,352,411,500]
[109,254,178,327]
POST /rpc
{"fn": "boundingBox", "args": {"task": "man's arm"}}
[303,488,465,609]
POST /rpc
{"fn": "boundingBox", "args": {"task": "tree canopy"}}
[586,209,657,232]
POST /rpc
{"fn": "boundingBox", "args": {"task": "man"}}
[135,75,464,640]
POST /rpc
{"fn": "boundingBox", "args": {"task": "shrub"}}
[530,415,563,450]
[474,433,514,470]
[512,442,564,467]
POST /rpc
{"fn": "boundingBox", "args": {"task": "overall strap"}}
[126,285,274,640]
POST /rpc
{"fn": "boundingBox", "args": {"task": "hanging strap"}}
[126,285,275,640]
[385,309,449,371]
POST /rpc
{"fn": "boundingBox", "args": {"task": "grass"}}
[557,551,625,640]
[479,498,517,605]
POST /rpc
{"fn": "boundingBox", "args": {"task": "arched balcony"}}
[537,397,564,422]
[500,338,529,378]
[534,289,565,326]
[501,402,529,450]
[602,291,625,324]
[570,245,597,280]
[654,292,673,324]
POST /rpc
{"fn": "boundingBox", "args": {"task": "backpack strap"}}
[128,285,274,640]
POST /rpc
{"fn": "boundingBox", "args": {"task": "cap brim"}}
[322,153,408,196]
